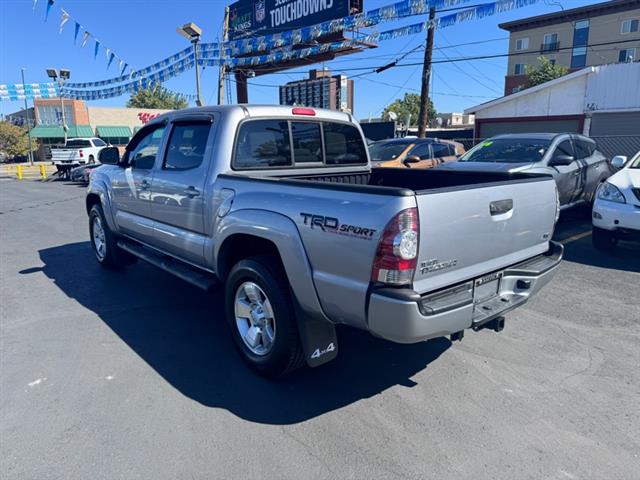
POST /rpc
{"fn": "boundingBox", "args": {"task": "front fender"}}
[215,209,338,367]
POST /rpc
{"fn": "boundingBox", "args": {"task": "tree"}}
[525,56,568,88]
[126,85,188,110]
[0,122,36,159]
[383,93,436,126]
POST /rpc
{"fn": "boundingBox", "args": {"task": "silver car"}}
[437,133,613,209]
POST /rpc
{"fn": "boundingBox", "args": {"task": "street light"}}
[46,68,70,145]
[177,22,204,107]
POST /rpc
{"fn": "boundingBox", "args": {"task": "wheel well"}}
[86,193,101,214]
[217,234,283,281]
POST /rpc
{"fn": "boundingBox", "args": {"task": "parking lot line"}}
[560,230,592,245]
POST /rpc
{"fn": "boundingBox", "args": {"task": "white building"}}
[465,62,640,140]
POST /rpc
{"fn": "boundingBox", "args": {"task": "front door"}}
[110,125,167,243]
[549,139,581,206]
[150,120,213,265]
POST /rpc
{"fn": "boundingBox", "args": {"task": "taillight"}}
[79,150,84,158]
[371,208,419,286]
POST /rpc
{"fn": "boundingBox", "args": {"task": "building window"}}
[511,86,523,94]
[515,38,529,51]
[619,47,636,63]
[621,19,639,34]
[571,47,587,68]
[514,63,526,75]
[542,33,559,53]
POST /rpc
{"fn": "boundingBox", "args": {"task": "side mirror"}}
[550,154,574,166]
[98,146,120,165]
[403,155,421,167]
[611,155,627,169]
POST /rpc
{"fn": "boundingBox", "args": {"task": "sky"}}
[0,0,596,120]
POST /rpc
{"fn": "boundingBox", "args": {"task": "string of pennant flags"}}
[198,0,541,69]
[0,83,60,102]
[33,0,131,75]
[5,0,540,101]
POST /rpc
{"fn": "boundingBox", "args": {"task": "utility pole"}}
[417,7,436,138]
[21,68,34,166]
[218,6,230,105]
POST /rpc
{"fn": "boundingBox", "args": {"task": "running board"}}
[117,240,218,291]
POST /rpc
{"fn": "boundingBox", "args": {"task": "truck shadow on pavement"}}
[32,242,451,425]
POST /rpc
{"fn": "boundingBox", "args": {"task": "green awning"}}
[96,125,132,137]
[29,125,94,139]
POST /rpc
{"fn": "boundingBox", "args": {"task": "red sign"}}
[138,112,160,124]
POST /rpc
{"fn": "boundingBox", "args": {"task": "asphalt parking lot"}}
[1,179,639,480]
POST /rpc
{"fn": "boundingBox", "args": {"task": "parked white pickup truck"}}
[52,138,108,176]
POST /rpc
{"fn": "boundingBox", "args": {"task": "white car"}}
[592,152,640,249]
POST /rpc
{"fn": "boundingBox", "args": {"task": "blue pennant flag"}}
[45,0,54,22]
[107,52,115,70]
[94,40,100,59]
[74,22,81,44]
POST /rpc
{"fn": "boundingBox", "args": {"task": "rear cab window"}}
[66,139,92,148]
[233,119,367,170]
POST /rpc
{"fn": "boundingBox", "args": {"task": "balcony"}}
[540,41,560,54]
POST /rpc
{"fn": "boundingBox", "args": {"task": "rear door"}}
[110,124,167,243]
[149,117,214,264]
[412,177,557,293]
[574,136,608,202]
[406,142,436,168]
[549,138,581,205]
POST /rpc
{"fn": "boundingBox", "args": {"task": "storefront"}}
[27,99,170,160]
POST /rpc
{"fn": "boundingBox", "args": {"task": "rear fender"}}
[215,209,338,367]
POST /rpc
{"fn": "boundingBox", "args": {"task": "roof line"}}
[464,67,596,114]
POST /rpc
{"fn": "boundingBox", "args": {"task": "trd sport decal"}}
[300,213,377,239]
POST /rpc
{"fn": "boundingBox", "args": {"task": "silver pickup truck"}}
[87,105,563,376]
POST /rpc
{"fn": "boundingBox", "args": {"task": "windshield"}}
[460,138,552,163]
[630,153,640,169]
[369,142,410,161]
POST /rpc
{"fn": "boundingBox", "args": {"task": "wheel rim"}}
[234,282,276,356]
[92,216,106,261]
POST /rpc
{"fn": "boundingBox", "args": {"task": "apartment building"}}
[279,69,354,113]
[500,0,640,95]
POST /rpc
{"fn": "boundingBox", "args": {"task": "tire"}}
[89,204,136,269]
[592,226,617,250]
[88,155,95,164]
[225,255,305,377]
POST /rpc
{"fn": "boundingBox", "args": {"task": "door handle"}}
[140,179,151,190]
[183,186,200,198]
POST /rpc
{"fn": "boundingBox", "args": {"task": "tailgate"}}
[413,177,557,293]
[52,149,78,162]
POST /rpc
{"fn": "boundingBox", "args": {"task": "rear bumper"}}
[366,241,563,344]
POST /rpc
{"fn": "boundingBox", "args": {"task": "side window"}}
[291,122,322,164]
[322,122,367,165]
[552,140,575,162]
[409,143,431,160]
[92,138,107,147]
[431,143,451,158]
[164,123,211,170]
[234,120,292,169]
[128,126,166,169]
[574,139,593,159]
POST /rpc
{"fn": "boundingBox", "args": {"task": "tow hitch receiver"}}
[472,316,506,333]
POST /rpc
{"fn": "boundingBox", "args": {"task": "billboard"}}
[228,0,353,40]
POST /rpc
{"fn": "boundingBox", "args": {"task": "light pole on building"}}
[46,68,71,145]
[177,22,204,107]
[21,68,34,165]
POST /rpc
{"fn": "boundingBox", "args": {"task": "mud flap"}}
[292,298,338,368]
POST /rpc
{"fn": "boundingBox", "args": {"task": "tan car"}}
[369,138,465,169]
